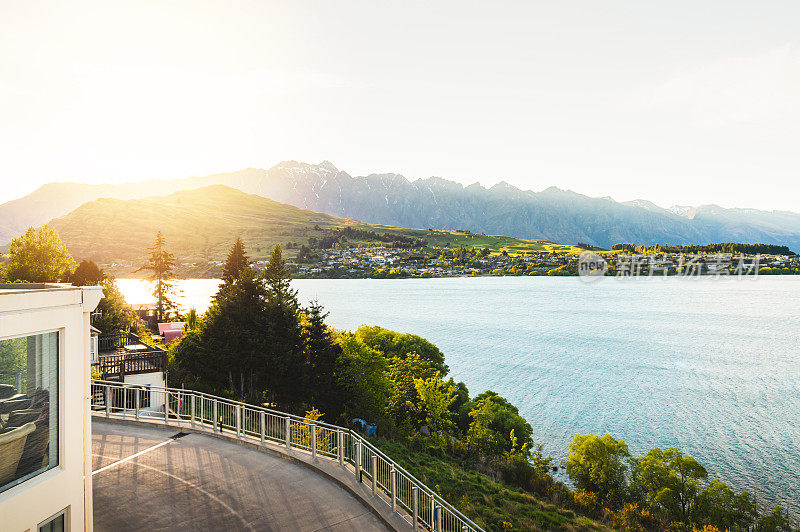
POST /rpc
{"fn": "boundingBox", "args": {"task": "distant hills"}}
[47,185,352,272]
[48,185,569,275]
[3,161,800,251]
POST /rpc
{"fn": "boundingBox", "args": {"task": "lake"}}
[118,276,800,513]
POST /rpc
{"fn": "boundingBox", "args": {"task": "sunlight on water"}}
[118,276,800,513]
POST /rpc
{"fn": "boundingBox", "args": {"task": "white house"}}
[0,283,102,531]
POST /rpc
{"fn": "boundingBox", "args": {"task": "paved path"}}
[92,420,388,532]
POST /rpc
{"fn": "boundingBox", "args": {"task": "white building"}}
[0,283,102,532]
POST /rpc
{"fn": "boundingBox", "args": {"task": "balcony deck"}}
[96,332,167,379]
[92,419,388,531]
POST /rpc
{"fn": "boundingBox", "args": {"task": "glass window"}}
[0,332,59,493]
[39,511,65,532]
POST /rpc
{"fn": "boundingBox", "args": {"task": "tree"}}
[183,308,199,332]
[336,332,390,423]
[172,268,269,401]
[70,260,143,334]
[414,373,457,447]
[567,434,631,508]
[221,237,250,284]
[466,397,499,455]
[2,226,74,282]
[137,231,178,323]
[354,325,448,375]
[263,244,297,309]
[262,244,305,407]
[755,506,794,532]
[387,353,438,432]
[469,390,534,455]
[70,259,105,285]
[303,301,344,419]
[693,479,758,531]
[95,278,145,335]
[632,447,708,524]
[70,260,143,335]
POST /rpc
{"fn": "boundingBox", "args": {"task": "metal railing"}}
[90,379,483,532]
[98,332,141,352]
[97,351,167,378]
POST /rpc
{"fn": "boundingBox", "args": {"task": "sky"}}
[1,1,799,210]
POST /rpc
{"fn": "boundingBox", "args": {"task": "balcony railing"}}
[90,379,483,532]
[97,351,167,378]
[98,332,142,352]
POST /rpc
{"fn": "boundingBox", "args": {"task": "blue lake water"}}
[119,276,800,513]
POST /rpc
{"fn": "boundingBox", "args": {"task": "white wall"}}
[0,286,102,532]
[124,372,167,411]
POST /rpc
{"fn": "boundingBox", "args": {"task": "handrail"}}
[98,331,141,351]
[90,378,483,532]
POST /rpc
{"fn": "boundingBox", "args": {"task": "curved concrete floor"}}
[92,420,388,531]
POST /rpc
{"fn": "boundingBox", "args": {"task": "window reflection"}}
[0,332,58,492]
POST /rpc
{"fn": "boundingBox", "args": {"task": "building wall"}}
[124,371,167,410]
[0,286,102,532]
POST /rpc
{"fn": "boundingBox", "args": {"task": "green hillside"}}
[48,185,576,275]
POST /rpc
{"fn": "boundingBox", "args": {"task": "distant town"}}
[102,244,800,279]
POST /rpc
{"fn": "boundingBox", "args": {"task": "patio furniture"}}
[4,409,41,430]
[0,384,19,400]
[0,422,35,486]
[0,397,31,416]
[16,413,50,477]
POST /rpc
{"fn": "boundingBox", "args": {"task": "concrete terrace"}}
[92,420,389,531]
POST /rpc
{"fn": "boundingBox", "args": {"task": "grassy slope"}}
[371,439,608,532]
[48,185,579,272]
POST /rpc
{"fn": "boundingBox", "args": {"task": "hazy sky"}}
[1,1,799,210]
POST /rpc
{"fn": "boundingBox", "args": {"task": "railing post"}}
[412,486,418,530]
[285,417,291,450]
[435,505,442,532]
[337,430,344,466]
[213,399,218,432]
[260,411,265,444]
[135,387,140,421]
[236,405,241,438]
[105,385,110,417]
[390,469,396,512]
[371,454,377,495]
[311,423,317,459]
[164,390,169,424]
[190,394,195,427]
[15,373,22,393]
[354,440,361,481]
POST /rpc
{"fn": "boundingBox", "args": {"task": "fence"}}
[97,351,167,378]
[97,332,141,352]
[90,379,483,532]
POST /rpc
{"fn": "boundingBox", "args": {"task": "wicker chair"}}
[0,397,31,416]
[0,384,18,400]
[0,422,35,486]
[16,412,50,477]
[4,409,41,430]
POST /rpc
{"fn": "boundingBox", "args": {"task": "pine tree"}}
[221,237,250,284]
[263,244,297,308]
[262,244,304,407]
[304,301,344,418]
[137,231,178,323]
[173,268,269,401]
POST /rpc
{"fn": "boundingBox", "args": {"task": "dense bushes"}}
[566,433,796,531]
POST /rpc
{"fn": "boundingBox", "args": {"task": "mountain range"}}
[2,161,799,251]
